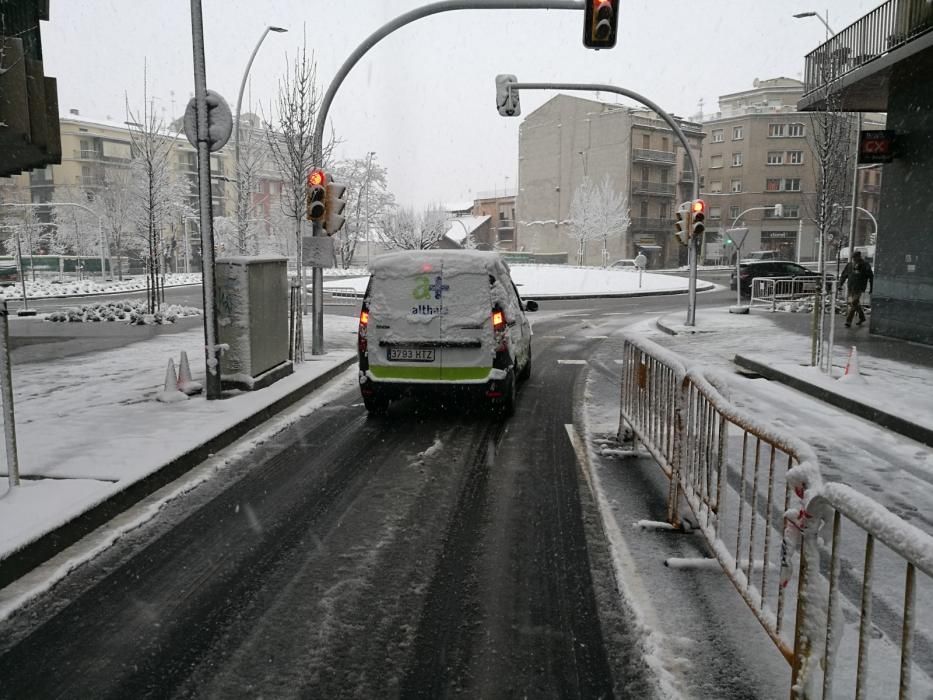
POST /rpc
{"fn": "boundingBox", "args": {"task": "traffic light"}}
[674,203,691,246]
[583,0,620,49]
[306,168,326,222]
[495,74,521,117]
[691,199,706,239]
[324,178,348,236]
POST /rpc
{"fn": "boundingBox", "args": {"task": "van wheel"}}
[497,370,517,417]
[363,390,389,415]
[518,350,531,382]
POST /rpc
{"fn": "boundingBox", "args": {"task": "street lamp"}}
[233,25,287,250]
[727,204,783,314]
[792,11,835,38]
[364,151,376,265]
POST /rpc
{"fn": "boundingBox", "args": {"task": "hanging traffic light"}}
[691,199,706,239]
[674,203,691,246]
[324,178,348,235]
[306,168,326,222]
[583,0,620,49]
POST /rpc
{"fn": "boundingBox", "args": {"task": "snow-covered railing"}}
[750,276,824,311]
[795,482,933,699]
[617,331,933,698]
[323,287,362,306]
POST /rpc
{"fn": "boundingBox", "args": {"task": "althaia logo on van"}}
[413,274,449,301]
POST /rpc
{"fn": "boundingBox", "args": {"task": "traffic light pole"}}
[506,82,701,324]
[308,0,586,354]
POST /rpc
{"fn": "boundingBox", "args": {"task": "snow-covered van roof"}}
[370,250,511,279]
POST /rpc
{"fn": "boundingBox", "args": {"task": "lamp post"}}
[792,10,835,38]
[727,205,783,314]
[364,151,376,266]
[233,25,287,252]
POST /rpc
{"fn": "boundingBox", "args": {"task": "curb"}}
[733,354,933,449]
[656,318,677,336]
[2,282,203,305]
[0,355,357,590]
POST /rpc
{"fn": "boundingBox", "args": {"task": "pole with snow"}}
[189,0,222,399]
[0,302,20,487]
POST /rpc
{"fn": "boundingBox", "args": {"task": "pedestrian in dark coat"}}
[839,251,874,327]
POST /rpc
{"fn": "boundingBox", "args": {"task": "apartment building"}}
[701,77,883,262]
[516,95,703,268]
[472,190,516,251]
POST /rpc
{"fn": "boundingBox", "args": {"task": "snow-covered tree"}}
[265,36,335,295]
[330,155,394,268]
[569,174,630,265]
[378,206,448,250]
[126,71,179,312]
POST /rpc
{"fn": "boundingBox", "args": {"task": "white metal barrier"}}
[750,276,824,311]
[617,331,933,698]
[323,286,361,306]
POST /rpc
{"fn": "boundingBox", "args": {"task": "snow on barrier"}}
[617,331,933,699]
[750,276,824,312]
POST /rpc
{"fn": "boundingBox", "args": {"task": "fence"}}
[749,276,824,311]
[617,331,933,698]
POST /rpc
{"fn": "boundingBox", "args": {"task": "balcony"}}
[632,181,676,196]
[632,148,676,165]
[799,0,933,111]
[73,149,99,161]
[631,217,674,232]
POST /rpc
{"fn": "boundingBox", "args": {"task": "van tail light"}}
[358,305,369,354]
[492,307,507,352]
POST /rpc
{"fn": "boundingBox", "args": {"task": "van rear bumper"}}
[365,366,505,384]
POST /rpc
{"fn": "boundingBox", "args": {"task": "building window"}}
[659,203,670,219]
[732,152,743,167]
[639,201,648,217]
[784,204,800,217]
[731,178,742,193]
[787,123,805,137]
[787,150,804,164]
[710,154,723,169]
[766,178,801,192]
[729,205,740,220]
[711,129,724,143]
[768,123,786,137]
[709,180,722,193]
[710,206,721,220]
[660,169,669,184]
[732,125,744,140]
[642,134,650,149]
[641,166,650,181]
[662,137,669,151]
[767,151,784,165]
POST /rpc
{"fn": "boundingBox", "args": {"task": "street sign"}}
[858,129,894,164]
[302,235,336,268]
[184,90,233,153]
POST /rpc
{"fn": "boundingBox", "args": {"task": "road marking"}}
[562,312,592,317]
[584,335,609,340]
[557,359,587,365]
[564,423,679,696]
[606,312,634,316]
[539,335,566,340]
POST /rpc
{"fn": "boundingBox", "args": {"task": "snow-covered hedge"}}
[45,300,202,325]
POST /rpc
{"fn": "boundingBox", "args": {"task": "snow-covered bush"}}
[43,300,201,325]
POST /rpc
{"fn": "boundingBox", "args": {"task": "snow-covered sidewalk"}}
[0,315,358,564]
[651,308,933,536]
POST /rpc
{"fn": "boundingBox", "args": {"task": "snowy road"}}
[0,309,668,698]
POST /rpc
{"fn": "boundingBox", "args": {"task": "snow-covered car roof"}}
[370,250,511,279]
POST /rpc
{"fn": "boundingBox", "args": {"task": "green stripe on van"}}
[369,366,491,381]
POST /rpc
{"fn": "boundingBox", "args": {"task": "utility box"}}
[215,256,293,390]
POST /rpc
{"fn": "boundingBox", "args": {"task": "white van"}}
[357,250,537,415]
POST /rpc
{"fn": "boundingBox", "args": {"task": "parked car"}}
[730,260,834,297]
[610,259,638,270]
[357,250,537,416]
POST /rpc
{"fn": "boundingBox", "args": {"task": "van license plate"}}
[387,347,435,362]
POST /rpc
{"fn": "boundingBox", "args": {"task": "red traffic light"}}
[308,168,326,187]
[584,0,619,49]
[691,199,706,216]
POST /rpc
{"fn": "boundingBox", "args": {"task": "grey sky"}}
[43,1,877,208]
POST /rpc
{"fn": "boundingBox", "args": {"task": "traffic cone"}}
[157,358,188,403]
[176,351,203,395]
[839,346,863,382]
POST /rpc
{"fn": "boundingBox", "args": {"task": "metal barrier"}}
[750,276,824,311]
[323,286,361,306]
[617,331,933,698]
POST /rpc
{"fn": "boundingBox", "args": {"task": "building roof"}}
[444,215,490,245]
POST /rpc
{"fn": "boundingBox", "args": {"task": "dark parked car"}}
[730,260,833,297]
